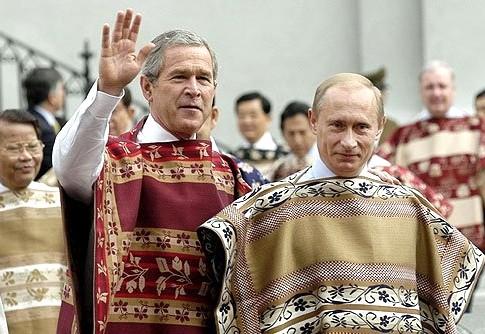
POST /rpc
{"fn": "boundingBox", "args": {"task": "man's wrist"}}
[98,80,123,96]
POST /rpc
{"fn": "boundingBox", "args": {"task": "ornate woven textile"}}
[378,116,485,250]
[232,146,288,180]
[381,165,453,219]
[57,120,250,334]
[0,185,67,334]
[198,171,484,333]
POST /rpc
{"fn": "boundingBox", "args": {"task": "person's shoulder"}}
[29,181,59,193]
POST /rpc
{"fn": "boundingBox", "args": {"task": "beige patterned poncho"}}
[198,170,484,333]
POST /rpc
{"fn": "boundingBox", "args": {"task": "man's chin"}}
[334,163,362,177]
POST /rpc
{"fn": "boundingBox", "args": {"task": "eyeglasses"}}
[1,140,45,156]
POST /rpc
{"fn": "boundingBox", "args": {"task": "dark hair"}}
[121,87,132,108]
[22,67,63,109]
[475,88,485,101]
[235,91,271,114]
[0,109,41,138]
[280,101,310,131]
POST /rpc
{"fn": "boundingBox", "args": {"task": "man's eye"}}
[198,76,212,84]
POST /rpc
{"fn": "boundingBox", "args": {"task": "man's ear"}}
[380,115,387,131]
[211,106,220,130]
[140,76,153,103]
[308,108,318,135]
[127,107,136,120]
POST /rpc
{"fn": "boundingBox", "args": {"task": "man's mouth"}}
[16,165,34,172]
[179,105,202,112]
[337,153,359,160]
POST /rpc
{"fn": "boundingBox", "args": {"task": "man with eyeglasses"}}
[0,109,67,334]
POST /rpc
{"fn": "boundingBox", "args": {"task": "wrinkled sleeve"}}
[53,81,123,203]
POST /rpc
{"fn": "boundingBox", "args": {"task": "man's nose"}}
[340,130,357,149]
[293,134,303,146]
[185,76,201,97]
[18,147,34,160]
[431,86,442,95]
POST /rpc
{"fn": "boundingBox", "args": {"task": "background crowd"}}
[1,2,485,334]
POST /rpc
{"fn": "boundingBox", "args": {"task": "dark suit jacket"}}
[28,107,65,179]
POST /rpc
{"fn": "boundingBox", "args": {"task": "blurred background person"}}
[197,98,268,188]
[378,60,485,251]
[270,101,316,181]
[22,67,65,179]
[363,67,399,145]
[232,91,287,178]
[475,88,485,117]
[0,109,66,334]
[108,86,136,136]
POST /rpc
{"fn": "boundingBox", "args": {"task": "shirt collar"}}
[210,136,220,152]
[0,181,51,193]
[242,131,277,150]
[299,149,375,182]
[34,106,57,126]
[136,114,196,143]
[415,106,475,121]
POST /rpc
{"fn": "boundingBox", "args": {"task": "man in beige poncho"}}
[198,73,484,333]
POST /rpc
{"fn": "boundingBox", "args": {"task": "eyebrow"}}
[168,67,212,78]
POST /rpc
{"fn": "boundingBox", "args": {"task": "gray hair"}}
[419,60,455,82]
[312,73,385,124]
[141,29,218,83]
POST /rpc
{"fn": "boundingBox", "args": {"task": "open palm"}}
[99,9,154,96]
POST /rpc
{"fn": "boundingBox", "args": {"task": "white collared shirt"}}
[414,106,474,121]
[242,131,278,150]
[53,80,194,203]
[0,180,56,194]
[299,149,378,182]
[34,106,58,127]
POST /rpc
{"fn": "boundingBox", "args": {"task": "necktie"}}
[52,120,61,134]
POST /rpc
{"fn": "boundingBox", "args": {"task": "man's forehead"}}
[322,84,376,107]
[164,45,212,63]
[0,122,37,139]
[237,99,264,112]
[421,68,453,83]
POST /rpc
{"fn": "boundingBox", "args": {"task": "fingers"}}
[380,171,401,185]
[112,11,125,43]
[122,9,133,39]
[101,24,110,50]
[137,42,156,65]
[368,168,401,185]
[129,13,142,42]
[111,9,140,43]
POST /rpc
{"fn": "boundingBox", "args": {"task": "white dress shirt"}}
[414,106,474,121]
[0,180,56,194]
[0,297,7,334]
[299,149,378,182]
[34,106,58,128]
[241,131,278,150]
[53,81,195,204]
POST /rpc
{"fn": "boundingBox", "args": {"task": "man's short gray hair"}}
[141,29,218,83]
[419,60,455,82]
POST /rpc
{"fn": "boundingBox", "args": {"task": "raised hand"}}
[98,9,155,96]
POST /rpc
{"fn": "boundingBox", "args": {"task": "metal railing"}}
[0,30,148,116]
